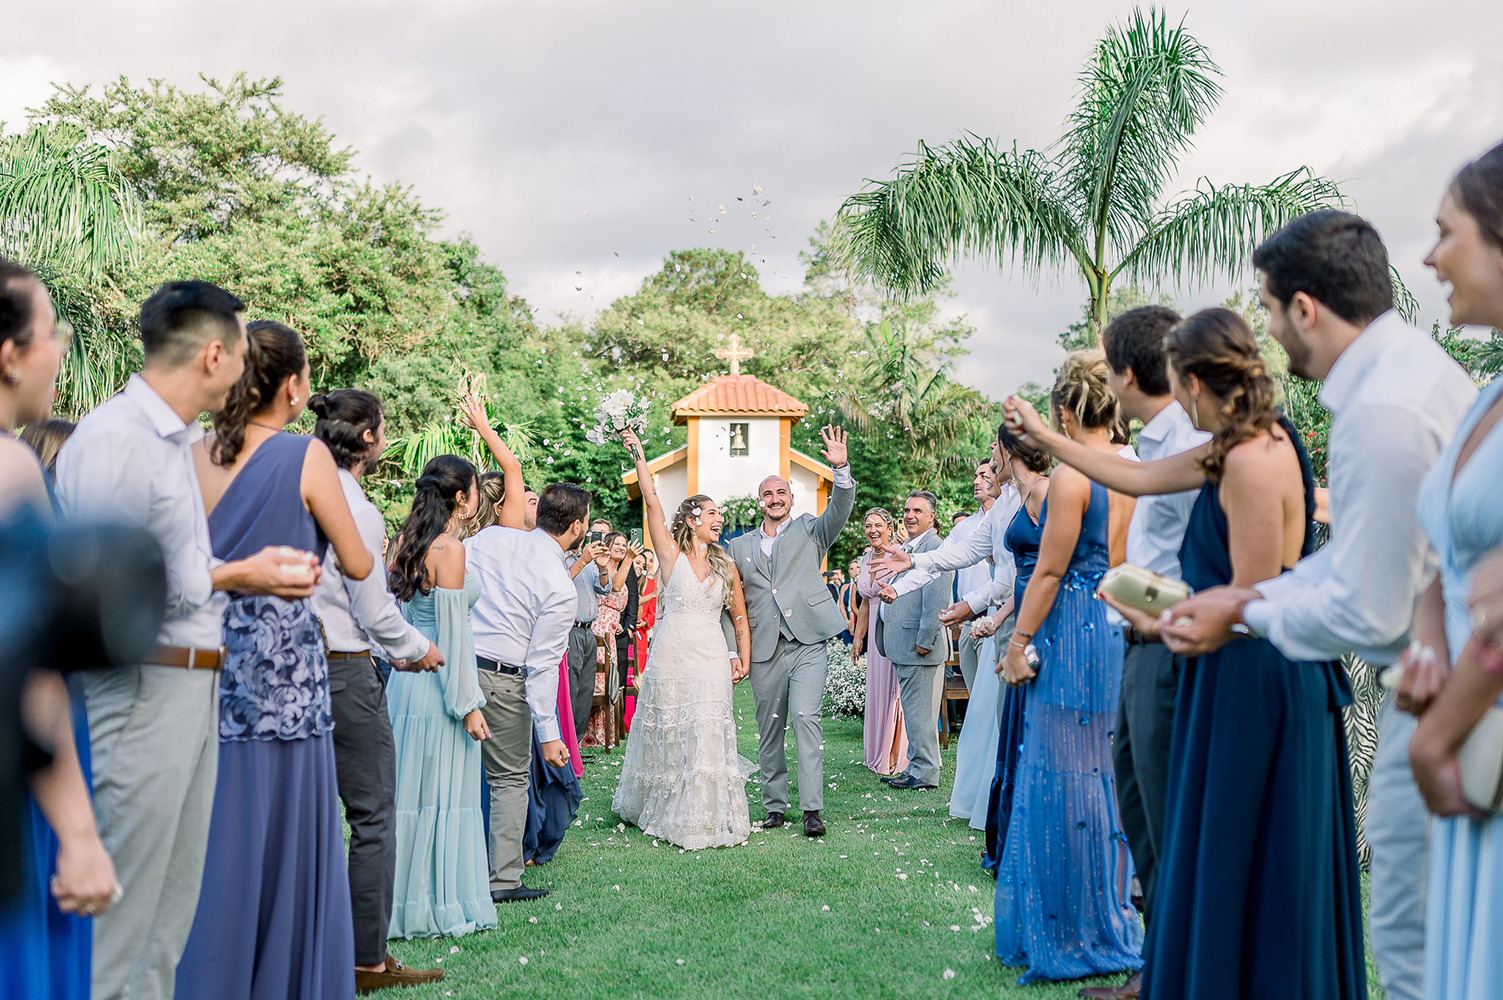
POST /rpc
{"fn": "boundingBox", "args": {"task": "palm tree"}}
[837,6,1346,340]
[0,122,143,413]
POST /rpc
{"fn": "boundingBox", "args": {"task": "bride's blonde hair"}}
[670,494,735,608]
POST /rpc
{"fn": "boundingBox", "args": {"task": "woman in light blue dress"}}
[386,454,497,939]
[1405,141,1503,1000]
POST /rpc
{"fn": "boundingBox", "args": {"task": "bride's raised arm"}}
[621,427,678,573]
[1004,395,1209,498]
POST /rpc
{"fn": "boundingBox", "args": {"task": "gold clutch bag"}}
[1095,564,1193,616]
[1459,706,1503,813]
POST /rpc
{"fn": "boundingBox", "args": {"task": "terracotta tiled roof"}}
[670,375,808,424]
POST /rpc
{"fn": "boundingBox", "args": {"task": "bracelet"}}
[1014,629,1034,641]
[1009,637,1029,649]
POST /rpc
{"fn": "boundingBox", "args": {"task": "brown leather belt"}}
[325,650,373,662]
[148,644,226,670]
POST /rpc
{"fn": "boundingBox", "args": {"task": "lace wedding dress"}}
[612,554,751,849]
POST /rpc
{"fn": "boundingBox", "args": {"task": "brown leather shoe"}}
[1078,971,1141,999]
[355,953,443,994]
[803,811,826,837]
[763,811,786,829]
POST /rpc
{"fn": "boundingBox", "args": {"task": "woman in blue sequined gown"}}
[178,321,375,1000]
[1005,310,1364,1000]
[993,352,1141,984]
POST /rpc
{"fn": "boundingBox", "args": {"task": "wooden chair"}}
[615,638,637,742]
[939,642,968,749]
[591,635,618,750]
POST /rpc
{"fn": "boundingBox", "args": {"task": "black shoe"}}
[491,885,549,903]
[887,774,937,790]
[879,773,908,785]
[803,811,826,837]
[762,811,786,829]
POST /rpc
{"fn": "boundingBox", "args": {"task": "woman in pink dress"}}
[583,533,633,747]
[851,508,910,775]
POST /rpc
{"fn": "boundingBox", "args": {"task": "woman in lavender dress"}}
[177,321,375,1000]
[852,509,910,776]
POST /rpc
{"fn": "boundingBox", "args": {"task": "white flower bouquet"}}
[584,388,651,446]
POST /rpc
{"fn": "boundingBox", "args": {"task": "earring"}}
[1190,396,1200,429]
[291,396,300,406]
[1,369,17,386]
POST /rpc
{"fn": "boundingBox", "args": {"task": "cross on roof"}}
[714,333,754,376]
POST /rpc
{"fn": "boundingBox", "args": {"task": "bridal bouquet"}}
[585,389,650,446]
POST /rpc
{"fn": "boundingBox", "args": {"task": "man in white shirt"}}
[949,461,1001,691]
[1081,306,1210,1000]
[55,281,321,1000]
[1162,212,1477,1000]
[308,389,443,992]
[465,483,585,903]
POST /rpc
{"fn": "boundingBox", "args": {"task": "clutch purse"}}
[1459,706,1503,813]
[1096,563,1193,616]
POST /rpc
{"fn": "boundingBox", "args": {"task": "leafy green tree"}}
[837,6,1344,340]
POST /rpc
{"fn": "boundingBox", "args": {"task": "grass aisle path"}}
[388,683,1126,1000]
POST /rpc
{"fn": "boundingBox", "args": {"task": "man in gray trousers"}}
[723,426,854,838]
[876,491,953,791]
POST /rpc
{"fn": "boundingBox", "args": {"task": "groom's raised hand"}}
[819,425,848,469]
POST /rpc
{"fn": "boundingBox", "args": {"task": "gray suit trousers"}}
[1365,695,1428,1000]
[81,665,220,1000]
[1113,641,1179,927]
[478,669,532,891]
[893,661,942,786]
[750,635,826,814]
[566,625,596,745]
[329,654,397,967]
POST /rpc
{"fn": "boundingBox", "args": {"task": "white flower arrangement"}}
[584,388,650,446]
[822,639,866,718]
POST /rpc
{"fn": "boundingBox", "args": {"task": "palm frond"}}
[1114,167,1347,288]
[1389,265,1421,326]
[1060,5,1223,254]
[836,136,1084,296]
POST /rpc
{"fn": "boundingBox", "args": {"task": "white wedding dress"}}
[612,553,751,850]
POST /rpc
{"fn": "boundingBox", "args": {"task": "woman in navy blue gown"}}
[1006,308,1364,1000]
[177,321,376,1000]
[993,352,1142,984]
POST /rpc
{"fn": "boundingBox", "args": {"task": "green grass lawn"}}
[380,682,1384,999]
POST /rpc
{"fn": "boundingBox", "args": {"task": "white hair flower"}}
[691,506,703,518]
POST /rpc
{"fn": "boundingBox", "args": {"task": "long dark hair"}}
[1453,141,1503,250]
[309,389,383,471]
[211,320,307,466]
[388,454,477,602]
[0,258,40,352]
[1165,308,1278,483]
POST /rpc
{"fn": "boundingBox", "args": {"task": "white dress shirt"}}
[759,464,855,557]
[880,527,937,622]
[312,468,429,660]
[891,482,1022,614]
[465,526,576,742]
[1124,402,1210,579]
[951,507,994,604]
[1243,311,1478,665]
[55,374,226,649]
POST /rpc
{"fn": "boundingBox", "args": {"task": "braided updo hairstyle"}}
[1049,349,1120,436]
[388,454,478,602]
[1165,307,1279,483]
[211,320,307,466]
[670,494,735,608]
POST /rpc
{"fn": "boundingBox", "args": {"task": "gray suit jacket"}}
[876,528,951,667]
[721,477,856,663]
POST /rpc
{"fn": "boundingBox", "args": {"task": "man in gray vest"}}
[724,426,855,838]
[876,491,953,790]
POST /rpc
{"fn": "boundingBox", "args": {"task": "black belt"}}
[1124,627,1160,647]
[476,656,523,675]
[573,621,594,630]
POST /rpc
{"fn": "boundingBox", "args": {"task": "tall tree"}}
[837,6,1345,340]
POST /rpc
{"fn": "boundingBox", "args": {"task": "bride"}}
[612,427,753,849]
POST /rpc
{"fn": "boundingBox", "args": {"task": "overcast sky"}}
[4,0,1501,397]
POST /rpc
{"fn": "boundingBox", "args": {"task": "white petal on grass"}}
[450,945,460,954]
[943,969,956,980]
[519,956,529,965]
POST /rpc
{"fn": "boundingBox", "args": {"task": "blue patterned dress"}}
[176,432,355,1000]
[388,572,496,938]
[993,481,1142,983]
[1416,376,1503,1000]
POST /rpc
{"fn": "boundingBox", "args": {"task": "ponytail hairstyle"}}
[1165,307,1278,484]
[388,454,477,602]
[463,471,508,537]
[1049,349,1120,436]
[670,494,736,608]
[309,389,382,472]
[211,320,307,466]
[1452,141,1503,251]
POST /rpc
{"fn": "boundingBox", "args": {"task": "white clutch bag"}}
[1459,706,1503,814]
[1096,564,1193,616]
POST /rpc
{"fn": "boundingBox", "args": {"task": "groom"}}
[723,426,855,838]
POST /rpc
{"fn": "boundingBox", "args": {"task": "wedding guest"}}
[1080,306,1210,1000]
[1009,309,1367,999]
[306,387,446,990]
[992,351,1141,984]
[628,549,658,730]
[852,509,910,776]
[466,484,582,903]
[56,282,320,1000]
[1160,212,1477,1000]
[385,454,496,939]
[175,319,374,999]
[564,532,610,747]
[610,532,641,694]
[18,418,74,476]
[0,260,113,1000]
[1398,140,1503,1000]
[584,532,634,746]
